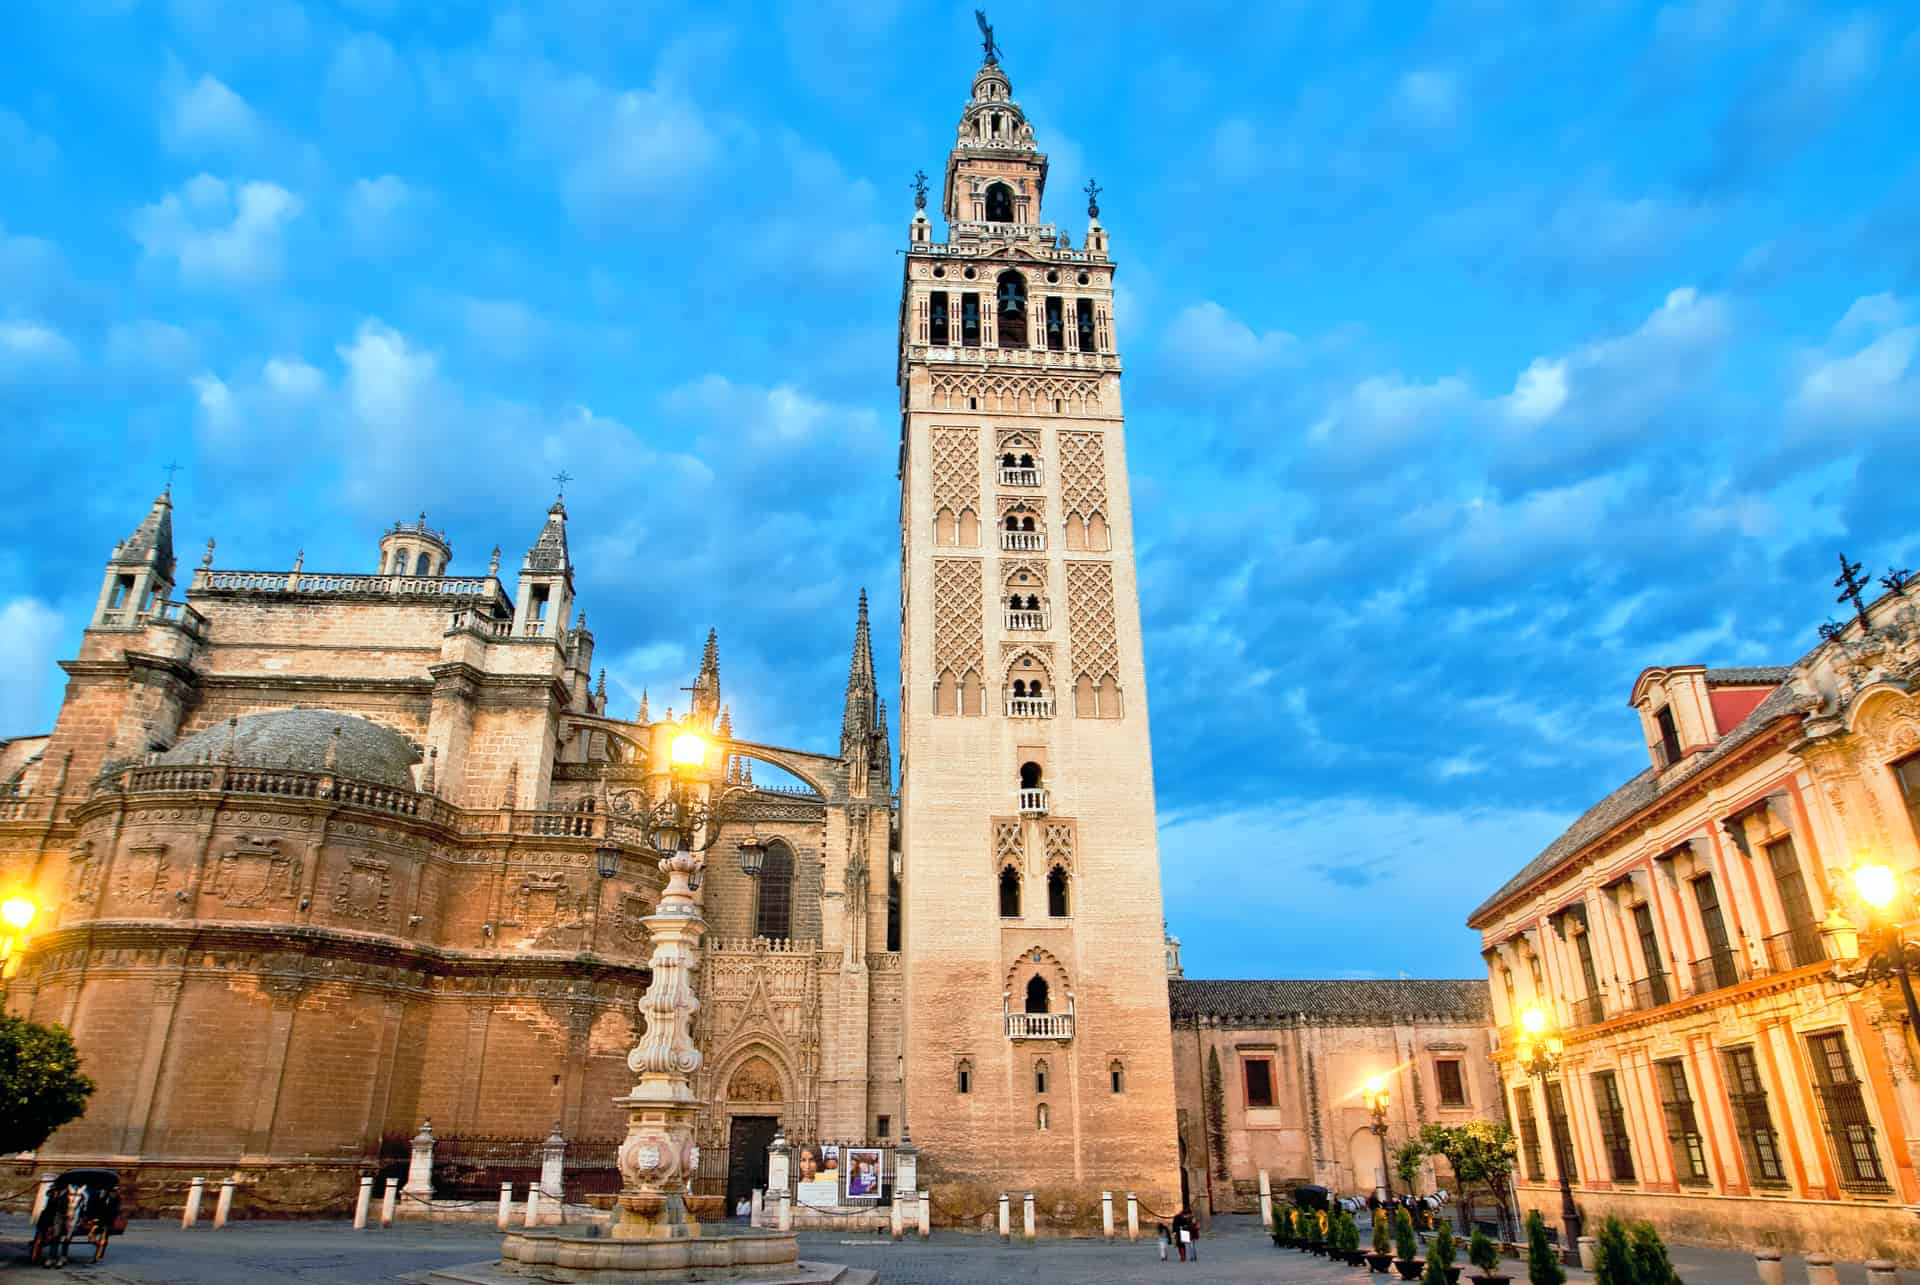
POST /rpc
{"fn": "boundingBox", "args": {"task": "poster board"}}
[844,1147,884,1201]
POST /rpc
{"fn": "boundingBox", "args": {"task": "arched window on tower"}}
[985,182,1014,223]
[996,270,1027,347]
[1025,975,1050,1013]
[936,670,959,716]
[1110,1060,1126,1094]
[1034,1058,1049,1094]
[1011,679,1028,698]
[957,1058,973,1094]
[1075,673,1098,717]
[415,551,431,575]
[755,840,794,940]
[1037,1102,1049,1131]
[1019,761,1043,790]
[390,548,408,573]
[1048,866,1070,918]
[999,866,1022,918]
[1004,515,1019,532]
[1020,515,1035,532]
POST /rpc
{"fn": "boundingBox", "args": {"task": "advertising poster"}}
[795,1142,839,1207]
[845,1147,884,1201]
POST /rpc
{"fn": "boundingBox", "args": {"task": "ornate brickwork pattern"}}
[1058,431,1107,522]
[993,819,1025,873]
[1042,821,1075,873]
[928,371,1100,415]
[932,558,984,680]
[1066,561,1119,681]
[930,426,979,517]
[1001,558,1046,589]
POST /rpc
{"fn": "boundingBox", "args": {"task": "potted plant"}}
[1593,1217,1632,1285]
[1349,1212,1371,1265]
[1526,1211,1566,1285]
[1469,1226,1509,1285]
[1368,1208,1396,1273]
[1334,1211,1356,1264]
[1309,1209,1327,1255]
[1272,1204,1292,1248]
[1423,1222,1461,1285]
[1394,1208,1425,1281]
[1627,1220,1679,1285]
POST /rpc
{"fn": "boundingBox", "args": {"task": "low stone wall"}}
[1516,1187,1920,1265]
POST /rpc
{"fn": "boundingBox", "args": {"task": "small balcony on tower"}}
[1018,787,1049,815]
[1004,607,1048,631]
[1007,979,1074,1041]
[1001,530,1044,552]
[1006,695,1053,719]
[999,464,1042,487]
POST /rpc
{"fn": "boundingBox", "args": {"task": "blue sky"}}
[2,2,1916,981]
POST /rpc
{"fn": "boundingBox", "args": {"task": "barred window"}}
[1514,1085,1544,1182]
[754,840,794,941]
[1244,1058,1275,1109]
[1544,1081,1578,1183]
[1721,1046,1786,1186]
[1436,1059,1467,1108]
[1805,1031,1888,1190]
[1655,1058,1710,1186]
[1592,1070,1635,1182]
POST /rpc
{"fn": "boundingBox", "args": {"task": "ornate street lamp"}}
[1362,1074,1394,1203]
[1,894,37,980]
[1822,860,1920,1058]
[1513,1004,1580,1258]
[602,727,755,872]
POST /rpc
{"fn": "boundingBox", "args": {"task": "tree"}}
[0,1014,95,1154]
[1593,1217,1634,1285]
[1526,1210,1565,1285]
[1424,1223,1456,1285]
[1469,1227,1501,1277]
[1203,1048,1229,1181]
[1394,1207,1420,1264]
[1628,1220,1681,1285]
[1374,1207,1393,1254]
[1273,1205,1292,1246]
[1421,1120,1521,1238]
[1396,1138,1427,1193]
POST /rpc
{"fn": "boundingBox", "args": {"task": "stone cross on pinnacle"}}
[1834,552,1873,630]
[1084,178,1102,219]
[552,469,573,498]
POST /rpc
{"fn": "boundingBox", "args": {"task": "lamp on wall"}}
[1824,858,1920,1059]
[737,838,768,879]
[601,724,755,890]
[1512,1004,1579,1259]
[1361,1073,1394,1202]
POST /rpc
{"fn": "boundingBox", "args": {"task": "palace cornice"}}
[58,653,200,685]
[1470,717,1801,929]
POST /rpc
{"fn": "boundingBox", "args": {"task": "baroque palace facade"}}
[1470,577,1920,1260]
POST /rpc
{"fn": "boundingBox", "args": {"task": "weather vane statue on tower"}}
[975,10,1000,65]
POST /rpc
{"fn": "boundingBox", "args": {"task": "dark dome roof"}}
[159,710,421,788]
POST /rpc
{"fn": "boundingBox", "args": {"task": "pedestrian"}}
[1177,1210,1195,1263]
[1157,1222,1170,1262]
[1172,1211,1188,1262]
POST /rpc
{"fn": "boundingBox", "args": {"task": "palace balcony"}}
[1689,950,1745,995]
[998,466,1042,487]
[1018,788,1049,816]
[1004,609,1048,631]
[1005,697,1054,719]
[1000,531,1044,552]
[1006,1011,1074,1041]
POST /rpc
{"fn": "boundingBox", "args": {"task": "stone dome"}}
[158,709,421,789]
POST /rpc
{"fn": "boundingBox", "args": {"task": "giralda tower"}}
[895,32,1181,1203]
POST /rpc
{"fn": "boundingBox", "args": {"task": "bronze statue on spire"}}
[975,9,1000,65]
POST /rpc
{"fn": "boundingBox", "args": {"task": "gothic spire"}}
[841,589,879,756]
[638,688,650,723]
[692,628,721,728]
[113,488,177,581]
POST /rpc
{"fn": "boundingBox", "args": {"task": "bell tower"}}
[895,34,1180,1203]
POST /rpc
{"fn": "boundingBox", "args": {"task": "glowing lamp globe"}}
[1851,862,1898,912]
[670,728,707,772]
[1519,1005,1548,1037]
[0,896,35,932]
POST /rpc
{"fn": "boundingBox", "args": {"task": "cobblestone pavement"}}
[0,1212,1913,1284]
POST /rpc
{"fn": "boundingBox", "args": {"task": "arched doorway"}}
[722,1054,785,1216]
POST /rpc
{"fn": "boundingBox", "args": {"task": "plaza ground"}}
[0,1213,1914,1285]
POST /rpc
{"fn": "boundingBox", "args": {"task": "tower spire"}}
[841,589,879,757]
[691,628,721,729]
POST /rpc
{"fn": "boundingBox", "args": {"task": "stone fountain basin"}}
[499,1226,801,1281]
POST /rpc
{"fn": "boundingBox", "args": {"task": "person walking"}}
[1157,1222,1170,1262]
[1172,1211,1188,1262]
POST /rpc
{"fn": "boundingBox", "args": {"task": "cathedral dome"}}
[159,709,421,788]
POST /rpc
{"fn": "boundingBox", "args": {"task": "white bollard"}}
[352,1175,373,1230]
[1259,1169,1273,1232]
[31,1176,52,1221]
[998,1191,1010,1243]
[1754,1250,1784,1285]
[917,1189,930,1238]
[497,1183,513,1230]
[380,1177,398,1228]
[1102,1190,1114,1240]
[1023,1190,1036,1241]
[890,1194,904,1239]
[1866,1261,1899,1285]
[778,1193,792,1232]
[1127,1191,1139,1241]
[213,1178,236,1229]
[183,1176,206,1229]
[1807,1255,1838,1285]
[524,1186,541,1228]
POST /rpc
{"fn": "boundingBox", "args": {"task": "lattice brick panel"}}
[928,372,1101,415]
[994,820,1025,872]
[1066,561,1119,681]
[930,427,979,515]
[1042,821,1075,872]
[1058,431,1107,522]
[933,557,985,678]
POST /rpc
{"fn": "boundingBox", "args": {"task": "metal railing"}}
[1622,971,1672,1012]
[1758,925,1825,973]
[1689,951,1744,995]
[1000,531,1044,552]
[998,467,1042,487]
[1005,697,1054,718]
[1571,992,1608,1028]
[1004,609,1048,631]
[1018,788,1049,815]
[1006,1011,1074,1040]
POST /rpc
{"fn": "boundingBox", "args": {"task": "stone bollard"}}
[524,1187,541,1228]
[183,1176,206,1229]
[1579,1236,1598,1269]
[213,1177,236,1230]
[1102,1190,1115,1240]
[405,1119,435,1199]
[1259,1169,1273,1232]
[751,1187,763,1228]
[1127,1191,1139,1241]
[497,1183,513,1231]
[352,1176,373,1230]
[380,1177,398,1228]
[998,1192,1010,1243]
[1754,1250,1784,1285]
[540,1124,566,1204]
[918,1190,931,1239]
[31,1176,52,1221]
[1807,1254,1838,1285]
[1023,1190,1036,1242]
[1866,1260,1899,1285]
[778,1192,792,1232]
[890,1193,904,1240]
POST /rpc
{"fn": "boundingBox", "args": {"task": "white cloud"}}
[1498,287,1729,432]
[346,175,415,251]
[664,374,848,449]
[0,320,77,376]
[1790,293,1917,428]
[191,353,326,439]
[132,175,303,287]
[168,74,260,150]
[1501,358,1568,426]
[106,319,199,374]
[0,598,65,733]
[1162,301,1299,378]
[0,109,58,173]
[1307,371,1473,459]
[1392,68,1460,129]
[456,296,549,362]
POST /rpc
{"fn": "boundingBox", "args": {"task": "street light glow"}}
[670,728,707,771]
[1519,1004,1547,1036]
[1851,862,1897,912]
[0,896,35,932]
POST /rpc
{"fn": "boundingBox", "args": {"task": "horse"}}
[28,1182,71,1267]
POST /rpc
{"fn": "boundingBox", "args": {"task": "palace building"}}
[1469,576,1920,1260]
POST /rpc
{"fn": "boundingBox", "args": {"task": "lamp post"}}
[1822,861,1920,1061]
[1362,1074,1394,1203]
[1513,1004,1580,1258]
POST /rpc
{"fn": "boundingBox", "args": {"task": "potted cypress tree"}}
[1368,1209,1396,1273]
[1310,1209,1328,1255]
[1526,1211,1566,1285]
[1423,1223,1461,1285]
[1469,1226,1508,1285]
[1627,1220,1680,1285]
[1272,1205,1292,1248]
[1336,1211,1358,1264]
[1593,1218,1633,1285]
[1394,1207,1425,1280]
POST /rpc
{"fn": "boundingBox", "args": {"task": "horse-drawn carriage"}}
[29,1168,124,1267]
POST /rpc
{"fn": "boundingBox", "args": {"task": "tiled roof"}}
[1168,978,1490,1026]
[1704,666,1791,685]
[1467,679,1802,926]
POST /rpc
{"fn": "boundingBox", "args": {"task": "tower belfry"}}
[895,34,1179,1202]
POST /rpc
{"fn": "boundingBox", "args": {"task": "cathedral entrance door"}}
[725,1115,779,1217]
